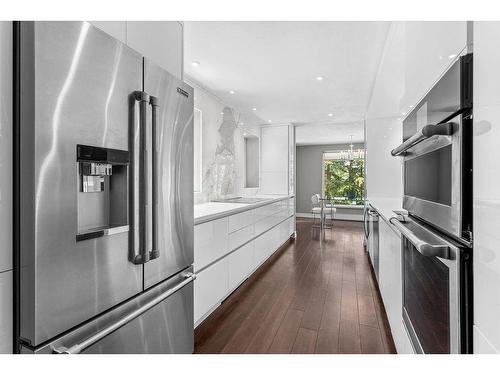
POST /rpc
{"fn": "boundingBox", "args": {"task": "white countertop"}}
[194,195,294,225]
[368,197,405,223]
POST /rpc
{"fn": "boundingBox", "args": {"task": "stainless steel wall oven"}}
[391,53,473,354]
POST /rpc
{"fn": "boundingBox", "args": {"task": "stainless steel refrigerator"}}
[14,21,194,354]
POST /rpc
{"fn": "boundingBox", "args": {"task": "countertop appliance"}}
[363,203,380,280]
[391,53,473,245]
[14,21,194,353]
[390,53,473,354]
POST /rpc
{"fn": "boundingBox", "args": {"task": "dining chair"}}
[311,194,323,229]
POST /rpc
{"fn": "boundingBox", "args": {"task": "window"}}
[244,136,259,188]
[322,150,365,206]
[193,108,202,192]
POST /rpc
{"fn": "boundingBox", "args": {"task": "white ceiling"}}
[184,21,390,143]
[295,122,364,146]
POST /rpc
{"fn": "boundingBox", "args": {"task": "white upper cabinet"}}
[260,125,293,195]
[89,21,127,44]
[127,21,183,80]
[401,22,467,112]
[473,21,500,354]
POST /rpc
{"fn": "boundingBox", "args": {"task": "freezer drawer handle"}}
[390,122,454,156]
[52,272,196,354]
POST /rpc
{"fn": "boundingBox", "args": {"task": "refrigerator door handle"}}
[130,90,151,265]
[149,95,159,261]
[52,272,196,354]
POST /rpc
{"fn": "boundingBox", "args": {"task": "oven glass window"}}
[404,144,452,205]
[403,238,450,353]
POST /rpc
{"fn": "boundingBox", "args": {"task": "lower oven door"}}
[391,218,471,354]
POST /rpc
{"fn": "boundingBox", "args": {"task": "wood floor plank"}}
[268,309,304,353]
[292,328,318,354]
[360,324,386,354]
[194,219,395,355]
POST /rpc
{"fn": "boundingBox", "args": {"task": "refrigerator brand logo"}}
[177,87,189,98]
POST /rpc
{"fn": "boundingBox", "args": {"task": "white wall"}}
[473,21,500,354]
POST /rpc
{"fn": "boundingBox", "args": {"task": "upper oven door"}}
[403,112,463,240]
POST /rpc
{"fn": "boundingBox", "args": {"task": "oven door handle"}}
[389,217,450,259]
[390,122,454,157]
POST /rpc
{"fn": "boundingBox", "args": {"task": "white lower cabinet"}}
[194,200,296,327]
[378,218,414,354]
[194,257,229,325]
[0,270,12,353]
[227,242,254,292]
[194,217,228,271]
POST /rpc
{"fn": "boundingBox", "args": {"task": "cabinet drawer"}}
[254,214,280,236]
[228,225,254,251]
[194,258,228,325]
[194,217,228,271]
[228,210,254,233]
[227,242,254,291]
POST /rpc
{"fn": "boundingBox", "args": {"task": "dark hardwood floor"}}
[194,218,396,354]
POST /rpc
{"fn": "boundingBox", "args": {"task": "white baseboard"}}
[296,212,363,222]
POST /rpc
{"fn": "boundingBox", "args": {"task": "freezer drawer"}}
[23,268,195,354]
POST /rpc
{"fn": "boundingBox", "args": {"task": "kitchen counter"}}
[368,197,404,224]
[194,195,294,225]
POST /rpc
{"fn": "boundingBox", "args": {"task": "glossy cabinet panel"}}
[473,21,500,353]
[0,22,12,273]
[260,125,293,195]
[228,225,255,251]
[228,210,254,233]
[402,22,467,113]
[227,242,254,292]
[194,257,228,325]
[378,218,413,354]
[0,271,12,353]
[127,21,183,80]
[89,21,126,43]
[194,217,228,271]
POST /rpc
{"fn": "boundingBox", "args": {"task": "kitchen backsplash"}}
[189,80,261,204]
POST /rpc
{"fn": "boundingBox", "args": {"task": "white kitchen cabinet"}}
[194,257,229,325]
[127,21,183,80]
[0,22,12,273]
[228,224,254,251]
[402,22,467,112]
[0,270,12,353]
[194,217,228,271]
[378,218,413,354]
[227,242,254,292]
[89,21,127,43]
[472,21,500,354]
[260,125,293,195]
[228,209,254,233]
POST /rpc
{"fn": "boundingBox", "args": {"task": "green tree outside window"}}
[323,158,365,205]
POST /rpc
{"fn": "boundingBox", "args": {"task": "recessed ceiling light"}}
[267,120,272,123]
[328,113,333,117]
[220,112,224,115]
[229,90,235,94]
[316,76,324,81]
[252,107,257,111]
[402,112,406,116]
[409,105,414,108]
[191,61,200,67]
[449,54,457,59]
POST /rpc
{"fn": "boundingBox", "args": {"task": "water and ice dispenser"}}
[76,144,129,241]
